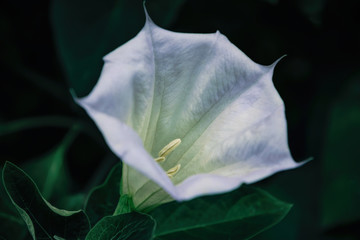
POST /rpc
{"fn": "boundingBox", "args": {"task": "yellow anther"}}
[166,164,181,178]
[159,138,181,157]
[154,157,165,163]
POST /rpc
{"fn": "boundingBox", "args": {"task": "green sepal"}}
[113,194,133,215]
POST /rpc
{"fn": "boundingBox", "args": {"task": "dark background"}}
[1,0,360,239]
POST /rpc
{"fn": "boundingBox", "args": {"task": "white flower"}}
[77,10,303,211]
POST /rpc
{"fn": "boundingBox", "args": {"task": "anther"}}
[158,139,181,157]
[154,157,165,163]
[166,164,181,178]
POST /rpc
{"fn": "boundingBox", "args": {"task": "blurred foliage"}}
[1,0,360,239]
[21,127,78,201]
[321,75,360,229]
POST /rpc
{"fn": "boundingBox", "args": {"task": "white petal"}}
[76,21,177,201]
[77,11,303,206]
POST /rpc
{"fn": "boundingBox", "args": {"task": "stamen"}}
[166,164,181,178]
[159,138,181,157]
[154,157,165,163]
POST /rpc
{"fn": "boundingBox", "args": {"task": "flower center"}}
[155,139,181,178]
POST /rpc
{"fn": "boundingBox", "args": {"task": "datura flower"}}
[77,11,303,211]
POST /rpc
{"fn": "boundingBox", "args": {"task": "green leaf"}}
[56,193,87,212]
[0,167,28,240]
[85,212,155,240]
[2,162,90,240]
[22,127,79,200]
[51,0,187,97]
[85,163,122,226]
[150,186,292,240]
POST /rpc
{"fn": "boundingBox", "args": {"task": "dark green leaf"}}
[2,162,90,240]
[85,212,155,240]
[51,0,187,97]
[85,163,122,226]
[150,186,292,240]
[0,167,28,240]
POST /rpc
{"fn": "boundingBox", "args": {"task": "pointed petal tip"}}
[143,2,154,25]
[262,54,287,81]
[69,88,78,99]
[70,88,84,106]
[297,156,313,166]
[269,54,287,69]
[270,54,287,69]
[71,88,88,107]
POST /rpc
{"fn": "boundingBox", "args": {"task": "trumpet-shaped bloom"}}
[77,12,303,211]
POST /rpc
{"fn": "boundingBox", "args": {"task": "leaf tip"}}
[2,161,18,176]
[143,1,156,27]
